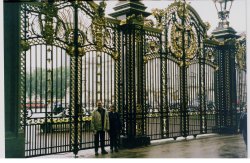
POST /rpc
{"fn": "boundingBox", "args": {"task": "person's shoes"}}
[115,148,118,152]
[95,152,99,156]
[101,150,108,154]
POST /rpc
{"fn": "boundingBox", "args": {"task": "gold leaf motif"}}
[20,40,30,51]
[143,56,149,64]
[39,3,58,45]
[236,42,246,70]
[136,104,142,113]
[112,51,119,60]
[120,19,127,26]
[177,1,189,19]
[78,47,85,57]
[185,61,191,67]
[178,61,183,67]
[152,8,164,29]
[144,19,154,27]
[120,14,145,25]
[66,46,74,57]
[91,1,107,51]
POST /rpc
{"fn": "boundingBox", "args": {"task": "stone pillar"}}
[110,1,151,148]
[212,24,238,134]
[4,1,25,158]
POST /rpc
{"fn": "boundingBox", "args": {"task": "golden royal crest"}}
[170,22,197,61]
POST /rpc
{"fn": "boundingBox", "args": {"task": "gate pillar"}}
[212,19,238,134]
[110,1,151,148]
[4,1,25,158]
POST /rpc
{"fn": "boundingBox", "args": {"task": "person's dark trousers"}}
[110,131,118,151]
[242,130,247,149]
[94,131,105,153]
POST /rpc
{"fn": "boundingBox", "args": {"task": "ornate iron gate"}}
[20,1,120,157]
[19,0,246,158]
[145,1,219,140]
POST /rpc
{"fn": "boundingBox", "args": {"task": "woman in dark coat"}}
[108,105,121,153]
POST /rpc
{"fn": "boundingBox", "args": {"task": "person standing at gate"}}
[90,100,109,155]
[238,108,247,149]
[108,104,121,153]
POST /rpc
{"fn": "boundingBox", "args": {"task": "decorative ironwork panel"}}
[150,0,214,138]
[235,37,247,123]
[144,29,162,140]
[203,42,220,133]
[165,59,182,138]
[20,1,119,157]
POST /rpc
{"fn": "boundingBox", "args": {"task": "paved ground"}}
[36,133,248,158]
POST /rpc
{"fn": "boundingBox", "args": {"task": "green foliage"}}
[26,66,70,100]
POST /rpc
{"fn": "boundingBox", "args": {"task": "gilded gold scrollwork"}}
[147,41,160,54]
[236,41,246,70]
[170,23,198,61]
[152,8,164,29]
[66,46,75,57]
[39,3,59,44]
[136,122,142,135]
[164,1,200,67]
[176,1,189,19]
[136,104,142,113]
[120,14,145,26]
[143,56,149,64]
[78,47,85,57]
[91,1,107,51]
[144,19,154,28]
[112,51,119,60]
[178,61,183,67]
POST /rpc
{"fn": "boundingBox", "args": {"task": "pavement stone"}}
[35,133,248,158]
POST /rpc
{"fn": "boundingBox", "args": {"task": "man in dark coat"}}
[239,110,247,149]
[108,104,121,153]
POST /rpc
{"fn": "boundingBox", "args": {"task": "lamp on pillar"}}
[213,0,233,28]
[212,0,236,40]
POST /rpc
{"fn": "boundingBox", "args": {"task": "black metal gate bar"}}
[180,5,187,137]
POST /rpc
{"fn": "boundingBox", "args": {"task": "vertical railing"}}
[180,2,188,137]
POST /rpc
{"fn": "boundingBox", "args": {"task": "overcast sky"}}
[104,0,247,35]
